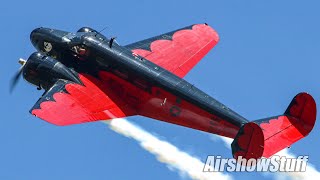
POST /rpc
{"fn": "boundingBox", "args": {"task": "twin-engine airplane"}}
[11,24,316,159]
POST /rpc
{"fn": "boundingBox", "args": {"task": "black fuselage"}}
[28,27,248,132]
[76,34,249,127]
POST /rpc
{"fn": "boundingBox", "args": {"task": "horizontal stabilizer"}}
[231,92,317,159]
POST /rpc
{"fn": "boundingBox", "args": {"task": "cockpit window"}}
[63,32,86,43]
[65,33,76,39]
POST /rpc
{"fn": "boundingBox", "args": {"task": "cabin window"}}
[114,69,129,79]
[133,79,148,90]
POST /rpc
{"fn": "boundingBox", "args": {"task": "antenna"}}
[95,26,109,37]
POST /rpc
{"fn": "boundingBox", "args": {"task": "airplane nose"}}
[30,27,70,50]
[30,27,44,49]
[30,27,41,38]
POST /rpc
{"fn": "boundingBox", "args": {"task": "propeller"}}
[10,58,26,93]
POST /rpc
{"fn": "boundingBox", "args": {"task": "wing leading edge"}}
[125,24,219,78]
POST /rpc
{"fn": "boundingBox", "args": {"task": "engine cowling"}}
[23,52,82,90]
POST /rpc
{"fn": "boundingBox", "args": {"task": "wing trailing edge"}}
[30,74,134,126]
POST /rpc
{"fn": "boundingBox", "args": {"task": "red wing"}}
[30,74,135,126]
[125,24,219,78]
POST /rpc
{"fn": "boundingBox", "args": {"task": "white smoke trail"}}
[216,136,320,180]
[274,149,320,180]
[103,119,232,180]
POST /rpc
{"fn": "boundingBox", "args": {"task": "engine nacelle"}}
[23,52,82,90]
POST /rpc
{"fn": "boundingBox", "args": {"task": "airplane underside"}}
[12,23,316,160]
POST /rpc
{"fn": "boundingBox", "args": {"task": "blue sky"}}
[0,0,319,179]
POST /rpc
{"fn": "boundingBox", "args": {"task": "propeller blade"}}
[10,58,26,93]
[10,66,23,93]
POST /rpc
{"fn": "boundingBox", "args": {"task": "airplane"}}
[11,23,317,160]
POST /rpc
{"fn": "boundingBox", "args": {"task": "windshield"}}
[62,32,87,44]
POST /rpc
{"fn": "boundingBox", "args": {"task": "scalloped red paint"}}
[31,74,127,125]
[132,24,219,78]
